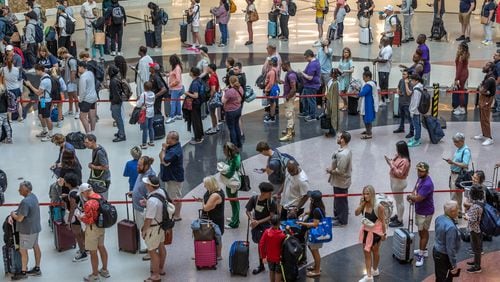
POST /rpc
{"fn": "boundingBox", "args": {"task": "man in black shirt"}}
[474,62,496,146]
[108,65,125,142]
[149,63,168,116]
[245,182,277,275]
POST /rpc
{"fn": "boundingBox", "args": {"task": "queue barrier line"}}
[1,187,498,207]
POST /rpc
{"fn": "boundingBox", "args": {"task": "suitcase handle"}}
[407,202,414,233]
[125,192,132,221]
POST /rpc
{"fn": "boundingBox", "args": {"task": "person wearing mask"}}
[338,47,354,111]
[80,0,97,51]
[160,131,184,221]
[136,81,156,149]
[77,183,110,282]
[84,134,111,200]
[393,70,414,137]
[58,47,79,118]
[165,57,183,124]
[317,39,333,109]
[407,74,424,147]
[205,64,221,134]
[452,42,470,115]
[148,63,168,117]
[300,49,321,122]
[222,76,243,148]
[8,181,42,280]
[77,61,98,134]
[464,185,484,273]
[264,57,279,123]
[105,0,126,56]
[432,201,461,281]
[325,68,341,137]
[407,162,435,267]
[243,0,257,45]
[385,141,411,227]
[134,46,153,96]
[0,74,12,144]
[24,64,53,141]
[280,61,298,141]
[23,11,38,67]
[108,65,126,142]
[445,132,471,217]
[416,34,431,87]
[358,67,379,139]
[372,37,392,105]
[148,2,163,48]
[186,0,201,50]
[457,0,474,43]
[473,61,496,146]
[399,0,414,43]
[210,0,230,47]
[185,67,204,144]
[355,185,387,282]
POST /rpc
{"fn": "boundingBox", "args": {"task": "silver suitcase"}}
[392,203,415,263]
[359,27,372,45]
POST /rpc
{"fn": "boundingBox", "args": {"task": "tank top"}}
[203,190,225,233]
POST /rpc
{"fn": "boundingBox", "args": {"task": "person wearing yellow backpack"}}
[210,0,230,47]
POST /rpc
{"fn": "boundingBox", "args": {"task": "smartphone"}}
[253,168,264,174]
[442,158,448,161]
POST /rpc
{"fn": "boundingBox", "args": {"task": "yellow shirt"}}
[316,0,326,18]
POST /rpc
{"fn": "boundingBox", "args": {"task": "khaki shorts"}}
[166,181,182,199]
[191,25,200,33]
[85,224,105,251]
[459,13,471,25]
[415,214,433,231]
[144,225,165,251]
[19,233,39,249]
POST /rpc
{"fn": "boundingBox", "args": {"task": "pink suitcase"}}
[194,240,217,270]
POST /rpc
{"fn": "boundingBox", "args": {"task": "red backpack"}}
[13,47,25,65]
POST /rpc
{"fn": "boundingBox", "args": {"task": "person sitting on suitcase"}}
[258,214,286,282]
[141,175,167,282]
[8,181,42,280]
[245,182,277,275]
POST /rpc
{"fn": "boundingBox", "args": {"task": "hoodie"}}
[259,227,286,263]
[108,66,122,105]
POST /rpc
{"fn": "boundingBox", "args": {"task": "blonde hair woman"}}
[355,185,387,282]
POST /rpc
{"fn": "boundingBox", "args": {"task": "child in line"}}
[123,146,142,191]
[259,214,285,282]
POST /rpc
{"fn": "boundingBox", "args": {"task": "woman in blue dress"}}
[338,47,354,111]
[358,66,379,139]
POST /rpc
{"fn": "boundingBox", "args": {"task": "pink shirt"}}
[168,65,183,91]
[223,87,243,112]
[389,155,410,179]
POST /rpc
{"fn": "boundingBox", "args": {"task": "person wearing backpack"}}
[148,2,163,48]
[2,55,22,123]
[407,74,424,147]
[381,5,398,46]
[142,175,167,281]
[258,214,286,282]
[355,185,387,282]
[148,63,168,117]
[23,11,39,68]
[0,75,12,144]
[77,183,111,282]
[256,141,297,193]
[105,0,127,56]
[108,65,126,142]
[463,184,484,273]
[56,6,73,52]
[280,61,298,141]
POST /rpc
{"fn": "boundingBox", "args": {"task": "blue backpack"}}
[50,107,58,123]
[480,203,500,236]
[159,9,168,26]
[30,23,43,43]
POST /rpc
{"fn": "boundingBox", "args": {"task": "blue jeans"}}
[110,104,125,137]
[302,87,318,119]
[225,108,242,148]
[398,105,414,132]
[412,114,421,141]
[140,117,154,144]
[169,87,183,117]
[219,24,228,44]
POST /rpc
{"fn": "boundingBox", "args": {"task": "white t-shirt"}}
[192,4,201,27]
[58,14,67,36]
[378,45,393,73]
[145,189,166,223]
[282,170,310,208]
[384,14,397,38]
[80,1,97,25]
[136,91,156,118]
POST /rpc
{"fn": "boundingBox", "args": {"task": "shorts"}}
[458,13,471,25]
[79,101,96,113]
[362,230,381,246]
[9,88,22,98]
[415,214,433,231]
[316,16,325,25]
[166,181,182,199]
[38,101,52,118]
[67,82,77,93]
[268,261,281,272]
[308,242,323,250]
[85,224,105,251]
[191,25,200,33]
[19,233,39,249]
[144,225,164,251]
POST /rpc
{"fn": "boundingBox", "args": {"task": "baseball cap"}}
[148,62,161,71]
[142,176,160,187]
[57,5,65,11]
[307,190,322,201]
[5,45,13,52]
[197,45,208,54]
[416,162,430,172]
[384,5,394,12]
[78,183,92,195]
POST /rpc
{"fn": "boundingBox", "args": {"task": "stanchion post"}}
[432,83,440,117]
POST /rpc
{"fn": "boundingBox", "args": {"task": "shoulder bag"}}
[307,208,333,243]
[88,148,108,194]
[138,95,147,124]
[239,162,251,191]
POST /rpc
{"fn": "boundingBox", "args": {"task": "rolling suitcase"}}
[392,203,415,263]
[359,27,372,45]
[205,18,216,45]
[144,15,155,48]
[2,220,21,274]
[153,114,166,140]
[180,16,188,43]
[327,22,337,41]
[229,219,250,276]
[194,240,217,270]
[393,94,400,117]
[53,221,76,252]
[117,193,139,253]
[267,21,277,38]
[393,27,402,47]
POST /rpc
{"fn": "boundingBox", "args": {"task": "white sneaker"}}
[56,122,63,128]
[175,115,183,120]
[41,135,52,142]
[453,107,465,115]
[415,254,424,267]
[165,117,175,124]
[64,111,73,116]
[117,52,123,56]
[312,40,322,47]
[473,134,484,140]
[414,249,429,257]
[74,112,80,119]
[371,268,379,277]
[459,107,466,114]
[111,51,116,56]
[359,275,374,282]
[386,98,391,103]
[379,101,386,106]
[482,138,494,146]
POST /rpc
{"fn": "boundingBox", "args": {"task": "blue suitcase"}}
[268,21,277,38]
[229,220,249,276]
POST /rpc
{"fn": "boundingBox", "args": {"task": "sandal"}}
[144,278,161,282]
[307,266,322,272]
[306,271,321,278]
[150,271,166,276]
[360,134,372,140]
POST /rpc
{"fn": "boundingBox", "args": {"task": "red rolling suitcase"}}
[194,240,217,270]
[205,17,216,45]
[117,193,139,253]
[53,221,76,252]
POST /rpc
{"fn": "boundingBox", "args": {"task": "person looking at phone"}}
[384,140,410,228]
[445,132,471,218]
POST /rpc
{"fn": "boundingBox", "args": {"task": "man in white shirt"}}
[135,46,153,96]
[381,5,397,46]
[373,37,393,105]
[277,160,310,220]
[80,0,97,51]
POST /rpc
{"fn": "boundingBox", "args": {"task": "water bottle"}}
[40,98,46,109]
[98,213,104,227]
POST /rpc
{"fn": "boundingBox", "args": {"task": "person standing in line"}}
[105,0,126,56]
[432,201,461,281]
[2,54,22,123]
[160,131,184,221]
[135,46,153,97]
[123,146,142,192]
[186,0,201,50]
[407,162,435,267]
[277,160,310,220]
[136,81,156,150]
[393,70,414,137]
[211,0,230,47]
[205,63,221,135]
[243,0,257,45]
[58,47,79,118]
[165,55,184,124]
[80,0,97,51]
[416,34,431,87]
[313,0,327,45]
[465,184,484,273]
[222,76,243,148]
[326,131,352,227]
[185,67,205,144]
[400,0,414,43]
[77,61,98,134]
[56,6,72,52]
[334,0,347,38]
[473,61,496,146]
[263,57,279,123]
[445,132,471,218]
[357,0,375,26]
[221,142,241,229]
[380,5,397,46]
[325,69,342,137]
[429,0,446,20]
[358,67,379,139]
[258,215,285,282]
[77,183,110,282]
[0,76,13,144]
[452,42,470,115]
[108,65,126,142]
[148,2,162,48]
[57,0,74,17]
[492,50,500,117]
[148,63,168,117]
[9,181,42,281]
[480,0,496,45]
[300,49,321,122]
[91,8,105,60]
[23,11,38,67]
[317,39,333,110]
[278,0,289,41]
[63,173,88,262]
[407,74,424,147]
[337,47,354,111]
[280,61,298,141]
[385,141,411,228]
[84,134,111,200]
[457,0,474,43]
[373,37,392,105]
[355,185,387,282]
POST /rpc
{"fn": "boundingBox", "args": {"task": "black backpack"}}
[63,15,75,35]
[270,150,297,185]
[65,132,86,149]
[148,192,175,230]
[416,87,431,114]
[281,235,303,282]
[0,169,7,192]
[41,76,60,101]
[112,6,125,24]
[90,198,118,228]
[118,77,133,101]
[2,216,19,246]
[86,60,105,92]
[288,1,297,16]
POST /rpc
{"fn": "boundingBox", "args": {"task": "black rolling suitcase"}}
[421,115,445,144]
[180,16,188,43]
[229,219,250,276]
[2,218,21,274]
[153,114,166,140]
[144,15,155,48]
[347,97,359,115]
[430,16,447,40]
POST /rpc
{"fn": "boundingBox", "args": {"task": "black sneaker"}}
[26,267,41,276]
[405,133,414,139]
[466,261,475,266]
[465,37,471,43]
[12,272,27,280]
[456,35,465,41]
[389,215,398,222]
[393,128,404,133]
[252,265,265,275]
[467,266,482,273]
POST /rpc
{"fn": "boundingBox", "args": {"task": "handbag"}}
[481,16,489,24]
[94,32,105,45]
[219,162,241,192]
[88,169,107,194]
[209,91,223,109]
[137,95,147,124]
[182,97,193,110]
[10,32,21,43]
[191,218,216,241]
[361,217,376,228]
[129,107,141,124]
[248,10,259,22]
[320,114,332,130]
[164,228,173,245]
[255,74,266,89]
[454,150,474,189]
[344,4,351,13]
[239,162,251,191]
[244,85,256,102]
[307,209,333,243]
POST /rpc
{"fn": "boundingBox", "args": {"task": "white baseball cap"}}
[78,183,92,195]
[5,45,13,51]
[384,5,394,12]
